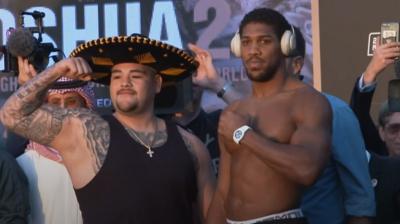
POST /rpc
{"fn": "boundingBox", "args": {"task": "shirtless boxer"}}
[206,8,332,224]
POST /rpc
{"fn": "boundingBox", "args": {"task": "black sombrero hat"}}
[69,34,199,85]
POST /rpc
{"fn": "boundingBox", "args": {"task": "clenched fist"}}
[53,57,92,81]
[218,108,250,141]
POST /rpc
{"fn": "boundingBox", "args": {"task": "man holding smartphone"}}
[350,27,400,223]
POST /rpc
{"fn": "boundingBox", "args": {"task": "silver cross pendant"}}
[146,148,155,158]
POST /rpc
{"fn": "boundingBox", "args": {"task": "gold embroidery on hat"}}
[160,68,186,76]
[92,57,114,66]
[134,52,156,64]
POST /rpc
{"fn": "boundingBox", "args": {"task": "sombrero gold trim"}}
[69,34,199,85]
[160,68,187,76]
[91,57,114,66]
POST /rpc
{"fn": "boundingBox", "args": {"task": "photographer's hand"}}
[364,37,400,85]
[17,56,37,85]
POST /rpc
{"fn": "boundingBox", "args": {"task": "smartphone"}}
[381,22,399,44]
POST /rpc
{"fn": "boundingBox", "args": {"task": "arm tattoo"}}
[13,104,67,145]
[15,67,59,114]
[21,106,110,172]
[75,110,110,172]
[1,71,111,172]
[0,66,60,132]
[7,104,110,173]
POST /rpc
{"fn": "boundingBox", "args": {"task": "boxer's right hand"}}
[218,109,249,141]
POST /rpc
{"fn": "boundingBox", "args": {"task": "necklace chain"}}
[124,119,158,158]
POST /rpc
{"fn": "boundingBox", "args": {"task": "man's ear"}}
[293,56,304,75]
[155,74,163,94]
[379,126,386,142]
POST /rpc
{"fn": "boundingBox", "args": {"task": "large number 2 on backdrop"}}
[194,0,231,59]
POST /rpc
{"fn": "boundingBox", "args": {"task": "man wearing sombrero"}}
[0,34,215,224]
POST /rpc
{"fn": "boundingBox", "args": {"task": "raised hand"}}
[364,37,400,85]
[188,43,225,92]
[17,56,37,85]
[53,57,92,81]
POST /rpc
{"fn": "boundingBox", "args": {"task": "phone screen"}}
[381,22,399,44]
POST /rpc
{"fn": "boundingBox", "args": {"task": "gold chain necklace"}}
[125,120,158,158]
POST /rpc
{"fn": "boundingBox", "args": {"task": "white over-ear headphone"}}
[230,25,297,57]
[230,32,242,57]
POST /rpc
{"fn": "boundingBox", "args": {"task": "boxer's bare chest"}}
[232,95,297,144]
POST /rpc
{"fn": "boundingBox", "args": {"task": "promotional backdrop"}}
[0,0,313,149]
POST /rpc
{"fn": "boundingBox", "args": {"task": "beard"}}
[245,58,281,82]
[115,101,138,113]
[113,95,139,113]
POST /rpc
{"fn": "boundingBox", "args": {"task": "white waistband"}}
[226,208,304,224]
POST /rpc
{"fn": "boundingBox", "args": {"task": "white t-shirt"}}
[17,150,83,224]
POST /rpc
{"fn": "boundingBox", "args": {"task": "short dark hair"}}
[239,8,290,41]
[292,26,306,58]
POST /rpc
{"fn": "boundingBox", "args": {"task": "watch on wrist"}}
[233,125,252,144]
[217,82,233,98]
